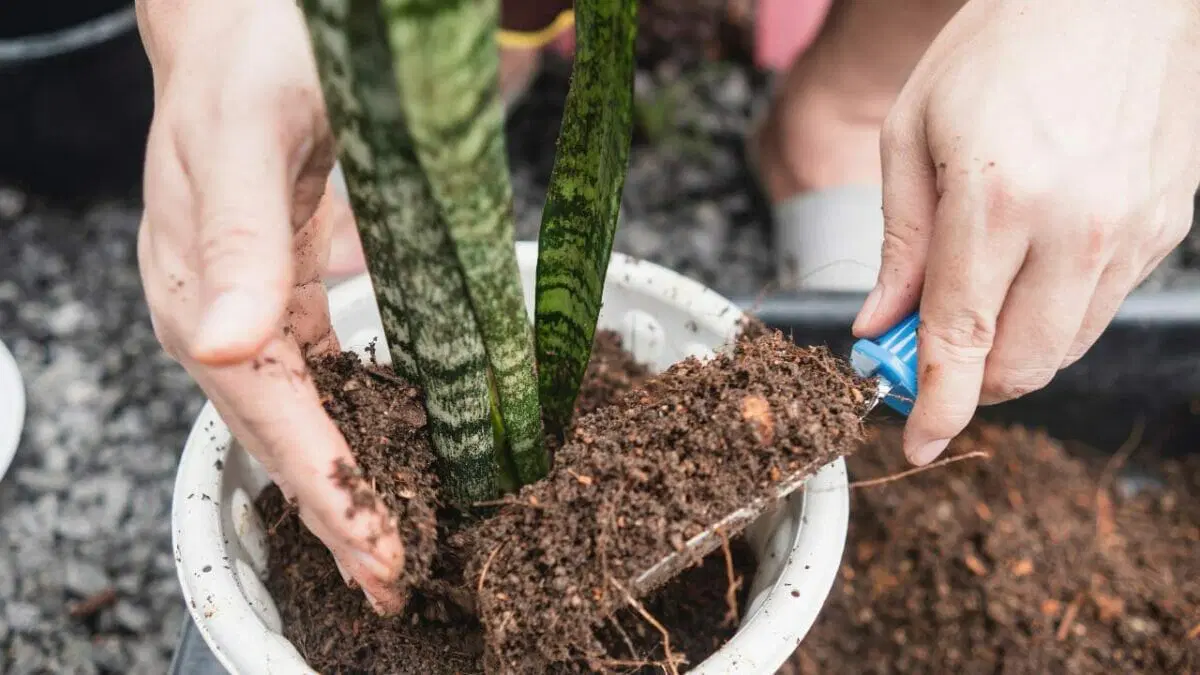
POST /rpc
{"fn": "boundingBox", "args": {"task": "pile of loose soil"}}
[784,423,1200,674]
[470,327,874,673]
[259,331,773,673]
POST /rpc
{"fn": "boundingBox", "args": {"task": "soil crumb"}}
[471,327,874,673]
[260,331,757,673]
[784,423,1200,675]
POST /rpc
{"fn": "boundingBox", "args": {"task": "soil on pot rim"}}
[258,327,871,673]
[783,423,1200,675]
[469,326,873,673]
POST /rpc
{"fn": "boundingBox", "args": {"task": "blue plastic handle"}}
[850,312,919,416]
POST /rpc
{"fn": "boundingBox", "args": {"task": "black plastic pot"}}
[0,2,153,200]
[745,288,1200,457]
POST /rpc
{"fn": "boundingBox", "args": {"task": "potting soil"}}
[784,423,1200,675]
[259,327,872,673]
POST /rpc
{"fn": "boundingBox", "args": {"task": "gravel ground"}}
[0,55,1198,674]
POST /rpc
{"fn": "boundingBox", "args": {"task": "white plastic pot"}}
[173,242,850,674]
[0,338,25,481]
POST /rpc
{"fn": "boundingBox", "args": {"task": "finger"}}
[317,183,367,279]
[903,167,1028,466]
[1064,197,1192,367]
[1060,260,1138,369]
[179,0,329,366]
[189,336,408,610]
[186,109,297,365]
[290,185,343,357]
[978,234,1104,406]
[853,105,938,337]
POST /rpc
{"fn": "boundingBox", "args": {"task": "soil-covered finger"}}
[306,351,442,602]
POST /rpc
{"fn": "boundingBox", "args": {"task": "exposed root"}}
[609,577,683,675]
[1095,418,1145,544]
[596,658,677,673]
[477,543,506,595]
[365,368,408,387]
[267,500,297,536]
[848,451,991,489]
[472,497,546,510]
[717,529,742,628]
[1056,591,1084,641]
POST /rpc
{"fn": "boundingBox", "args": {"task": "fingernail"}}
[192,289,261,356]
[334,558,357,588]
[907,438,950,466]
[852,285,883,336]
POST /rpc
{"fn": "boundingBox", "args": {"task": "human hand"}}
[135,0,407,612]
[853,0,1200,465]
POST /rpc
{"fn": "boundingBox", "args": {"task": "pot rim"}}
[0,338,24,482]
[0,4,136,65]
[173,243,850,674]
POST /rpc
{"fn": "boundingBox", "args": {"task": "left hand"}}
[853,0,1200,465]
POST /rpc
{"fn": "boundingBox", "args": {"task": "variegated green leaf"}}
[380,0,549,485]
[534,0,638,437]
[301,0,503,504]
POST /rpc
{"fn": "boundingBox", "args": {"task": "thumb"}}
[188,117,298,365]
[852,114,938,338]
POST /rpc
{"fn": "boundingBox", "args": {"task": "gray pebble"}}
[5,602,41,632]
[114,600,152,633]
[65,559,111,596]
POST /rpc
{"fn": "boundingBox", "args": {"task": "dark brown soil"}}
[260,482,754,674]
[259,331,770,674]
[470,328,874,673]
[570,330,651,416]
[784,423,1200,675]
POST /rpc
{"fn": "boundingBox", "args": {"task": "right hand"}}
[135,0,407,613]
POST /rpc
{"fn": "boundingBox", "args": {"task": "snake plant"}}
[300,0,636,506]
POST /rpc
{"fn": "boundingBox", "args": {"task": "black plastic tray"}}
[0,3,151,199]
[745,288,1200,457]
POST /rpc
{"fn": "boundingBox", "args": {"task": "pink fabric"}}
[755,0,833,71]
[547,0,834,71]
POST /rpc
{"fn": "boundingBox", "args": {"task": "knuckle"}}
[198,221,264,271]
[982,365,1056,403]
[919,311,996,362]
[1157,208,1192,249]
[879,220,922,263]
[981,168,1049,219]
[912,399,974,441]
[879,116,904,154]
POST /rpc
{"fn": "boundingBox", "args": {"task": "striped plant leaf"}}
[534,0,638,436]
[301,0,504,504]
[380,0,549,485]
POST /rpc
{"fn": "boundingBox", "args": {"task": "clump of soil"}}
[260,331,767,673]
[785,423,1200,674]
[470,328,874,673]
[304,351,441,602]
